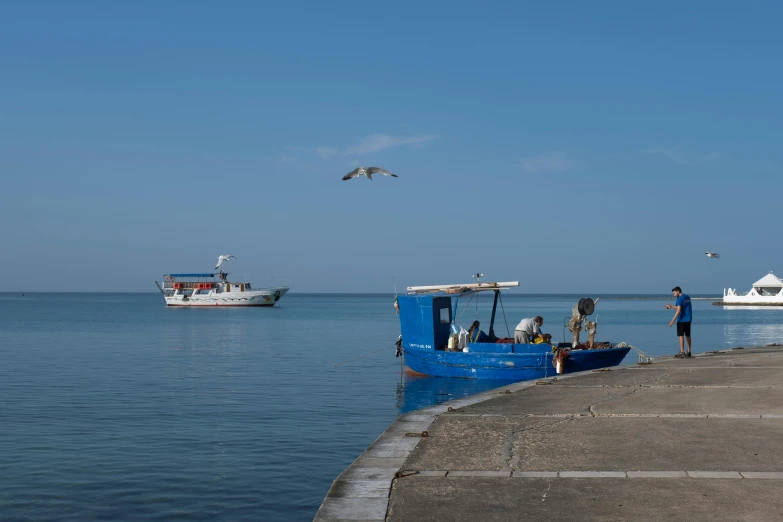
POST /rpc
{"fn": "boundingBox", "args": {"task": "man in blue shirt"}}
[666,286,692,358]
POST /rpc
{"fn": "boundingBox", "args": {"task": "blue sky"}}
[2,1,782,293]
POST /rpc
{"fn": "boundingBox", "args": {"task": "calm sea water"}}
[2,293,783,521]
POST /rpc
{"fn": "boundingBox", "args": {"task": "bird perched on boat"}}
[342,167,398,181]
[705,252,720,259]
[215,254,236,269]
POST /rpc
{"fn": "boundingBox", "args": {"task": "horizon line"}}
[0,291,721,297]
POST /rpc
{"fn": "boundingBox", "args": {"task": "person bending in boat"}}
[514,316,553,344]
[467,321,492,343]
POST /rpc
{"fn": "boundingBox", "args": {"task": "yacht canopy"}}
[407,281,519,294]
[753,273,783,287]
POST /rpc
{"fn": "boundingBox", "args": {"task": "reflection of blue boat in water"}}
[396,373,517,414]
[397,280,631,380]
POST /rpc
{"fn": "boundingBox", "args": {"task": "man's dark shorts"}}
[677,321,691,337]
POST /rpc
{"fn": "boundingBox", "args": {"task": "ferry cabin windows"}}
[439,307,451,324]
[221,283,251,292]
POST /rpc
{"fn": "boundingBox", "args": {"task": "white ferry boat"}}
[155,256,289,307]
[721,272,783,306]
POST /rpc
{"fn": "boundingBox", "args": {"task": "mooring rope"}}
[333,346,387,368]
[613,342,660,364]
[456,292,475,320]
[498,293,511,338]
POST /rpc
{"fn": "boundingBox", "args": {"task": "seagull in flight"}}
[215,254,236,270]
[342,167,398,181]
[705,252,720,259]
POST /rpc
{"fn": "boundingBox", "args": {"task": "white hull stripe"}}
[163,287,289,306]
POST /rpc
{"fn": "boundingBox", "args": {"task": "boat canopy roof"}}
[166,273,216,278]
[753,273,783,287]
[407,281,519,295]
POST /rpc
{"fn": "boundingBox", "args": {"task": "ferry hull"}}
[402,344,630,380]
[163,287,289,307]
[166,303,278,307]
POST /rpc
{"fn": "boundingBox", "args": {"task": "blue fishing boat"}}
[396,280,632,380]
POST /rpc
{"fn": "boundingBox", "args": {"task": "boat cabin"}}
[160,272,253,297]
[398,281,534,353]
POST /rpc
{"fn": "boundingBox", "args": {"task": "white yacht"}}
[155,256,289,307]
[721,272,783,306]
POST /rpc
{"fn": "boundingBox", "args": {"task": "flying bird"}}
[215,254,236,269]
[342,167,398,181]
[705,252,720,259]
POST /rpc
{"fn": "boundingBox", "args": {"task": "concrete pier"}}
[315,346,783,521]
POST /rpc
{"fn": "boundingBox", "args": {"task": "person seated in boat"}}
[467,320,491,343]
[514,316,552,344]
